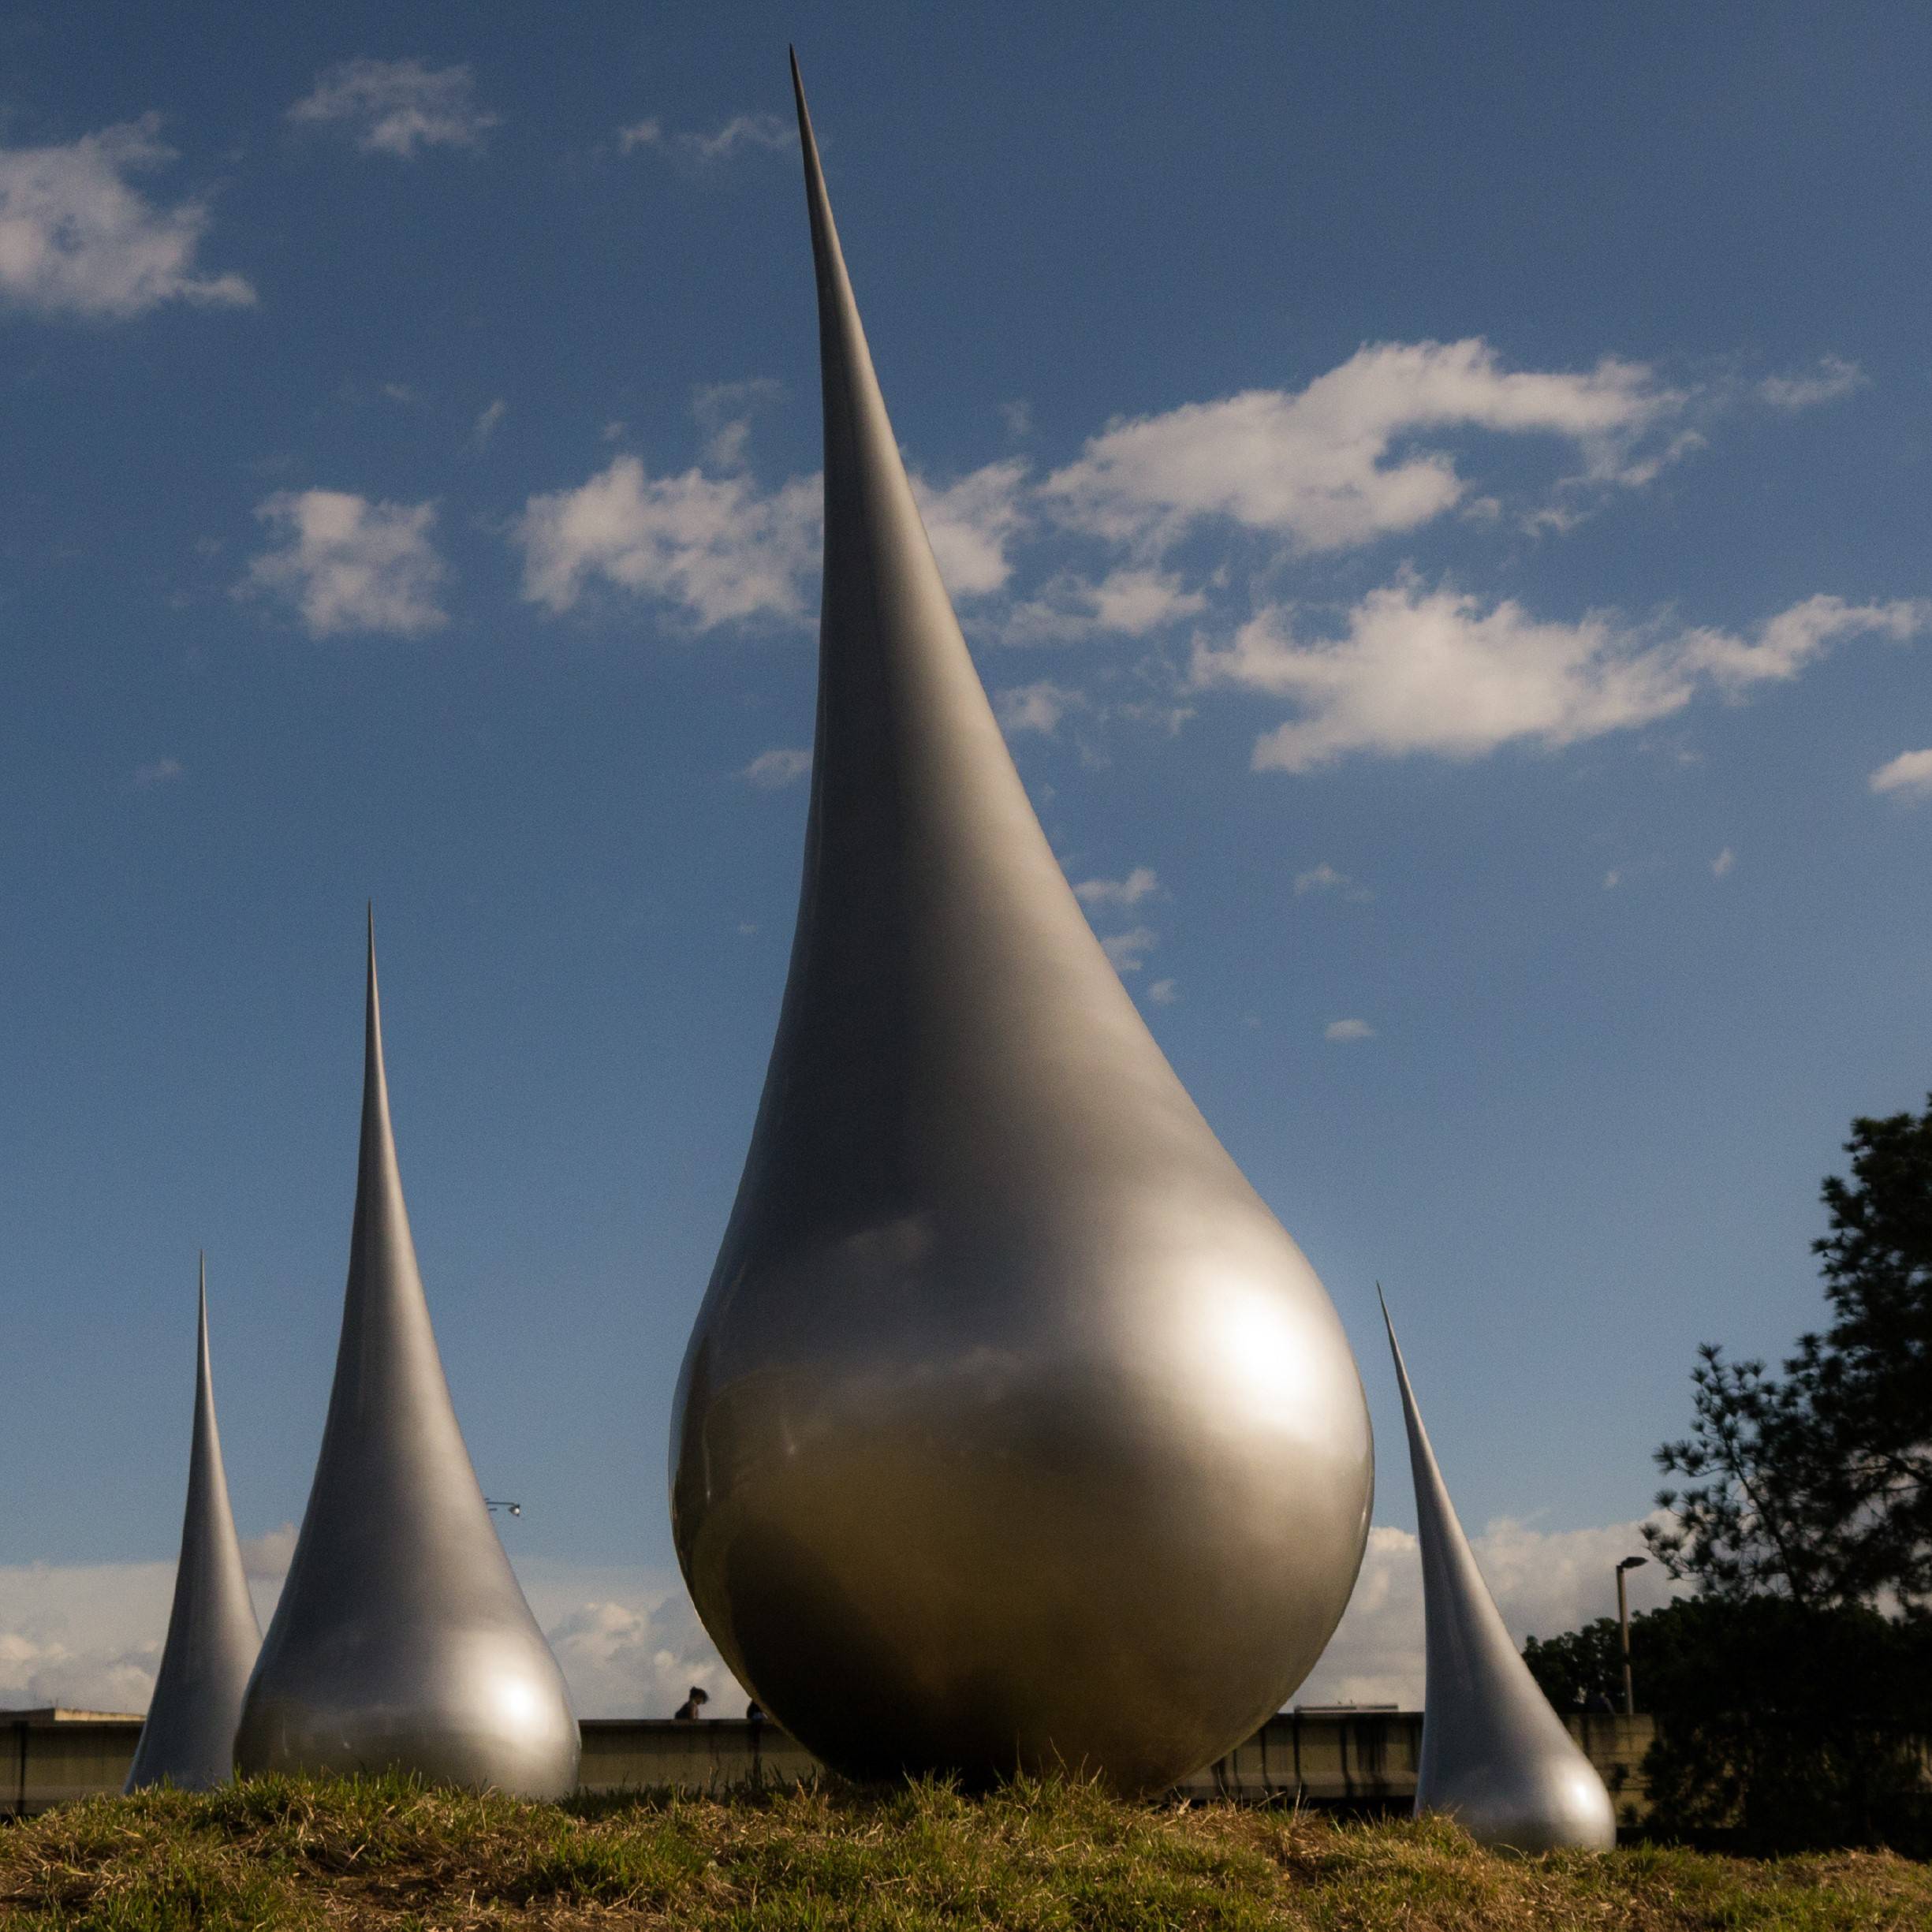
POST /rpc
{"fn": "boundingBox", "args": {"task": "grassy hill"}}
[2,1773,1926,1929]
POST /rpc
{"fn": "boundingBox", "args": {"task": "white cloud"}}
[239,1522,297,1580]
[1870,748,1932,800]
[543,1598,737,1719]
[1100,926,1158,973]
[912,460,1029,599]
[1147,977,1179,1005]
[513,455,820,628]
[995,680,1083,737]
[1602,869,1622,890]
[1004,567,1207,643]
[1042,339,1680,556]
[471,397,506,447]
[742,747,811,789]
[1758,355,1867,411]
[1193,584,1932,773]
[287,58,499,158]
[1296,1513,1685,1708]
[1000,398,1033,439]
[1294,863,1348,895]
[692,379,783,472]
[132,758,183,788]
[0,115,255,319]
[1711,846,1736,878]
[1073,865,1158,909]
[238,489,449,638]
[0,1546,745,1720]
[1325,1018,1374,1042]
[617,113,794,164]
[675,114,795,164]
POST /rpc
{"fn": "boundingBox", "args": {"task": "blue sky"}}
[3,2,1928,1712]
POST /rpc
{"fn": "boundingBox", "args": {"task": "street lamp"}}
[1615,1556,1648,1716]
[485,1499,523,1517]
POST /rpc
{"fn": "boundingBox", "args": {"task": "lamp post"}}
[1615,1556,1647,1716]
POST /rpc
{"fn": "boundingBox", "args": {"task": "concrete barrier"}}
[2,1707,1657,1822]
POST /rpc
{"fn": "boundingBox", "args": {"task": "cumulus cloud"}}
[1147,978,1179,1005]
[513,455,819,628]
[543,1595,737,1719]
[1870,748,1932,800]
[1004,567,1207,643]
[1294,863,1348,895]
[132,757,183,788]
[616,119,662,154]
[1193,584,1931,773]
[1073,865,1158,909]
[1041,339,1681,556]
[1711,846,1736,878]
[911,460,1029,599]
[1325,1018,1374,1042]
[1298,1514,1686,1708]
[0,1560,171,1713]
[1100,926,1158,973]
[287,58,499,158]
[238,489,449,638]
[0,115,255,319]
[995,680,1084,737]
[1758,355,1867,411]
[742,747,811,789]
[2,1516,1692,1721]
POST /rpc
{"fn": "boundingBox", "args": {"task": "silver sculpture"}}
[1382,1295,1616,1850]
[669,58,1374,1792]
[125,1258,262,1792]
[233,916,579,1796]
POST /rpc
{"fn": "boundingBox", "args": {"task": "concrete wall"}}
[2,1708,1658,1823]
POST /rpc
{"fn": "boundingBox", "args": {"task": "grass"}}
[1,1774,1927,1930]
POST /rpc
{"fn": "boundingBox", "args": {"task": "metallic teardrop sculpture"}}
[233,917,578,1796]
[669,57,1374,1792]
[126,1259,262,1792]
[1382,1296,1616,1851]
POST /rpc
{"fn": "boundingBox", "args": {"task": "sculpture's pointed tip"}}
[789,47,823,194]
[365,905,381,1021]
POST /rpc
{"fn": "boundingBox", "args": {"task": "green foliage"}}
[1649,1098,1932,1608]
[1523,1617,1625,1712]
[1617,1098,1932,1853]
[3,1773,1929,1929]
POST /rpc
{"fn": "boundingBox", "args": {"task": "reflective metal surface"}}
[669,58,1374,1793]
[126,1259,261,1792]
[234,916,579,1796]
[1382,1296,1616,1850]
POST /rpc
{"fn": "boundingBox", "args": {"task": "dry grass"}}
[0,1773,1926,1929]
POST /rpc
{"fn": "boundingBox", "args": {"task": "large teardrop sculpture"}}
[233,917,579,1796]
[669,58,1374,1792]
[126,1259,261,1792]
[1382,1296,1616,1850]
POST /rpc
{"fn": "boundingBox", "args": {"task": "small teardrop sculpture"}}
[669,57,1374,1792]
[126,1259,261,1792]
[1382,1295,1616,1850]
[233,916,578,1796]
